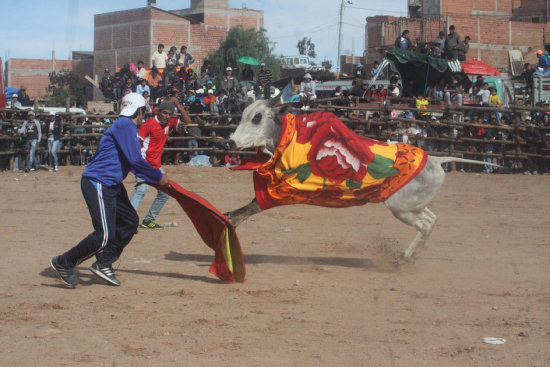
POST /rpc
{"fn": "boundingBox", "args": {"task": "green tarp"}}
[383,48,471,97]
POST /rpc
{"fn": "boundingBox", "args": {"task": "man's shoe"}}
[50,256,79,287]
[141,219,164,230]
[89,261,120,286]
[54,166,59,172]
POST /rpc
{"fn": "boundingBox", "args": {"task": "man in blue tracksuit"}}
[50,93,170,287]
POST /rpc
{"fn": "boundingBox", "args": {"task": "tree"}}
[297,37,316,59]
[207,27,281,86]
[321,60,333,70]
[45,70,88,107]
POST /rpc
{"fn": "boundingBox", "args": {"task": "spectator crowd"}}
[98,43,274,118]
[2,33,549,175]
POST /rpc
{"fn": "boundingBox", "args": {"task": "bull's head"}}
[230,94,288,157]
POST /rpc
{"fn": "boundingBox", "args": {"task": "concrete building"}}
[365,0,550,72]
[93,0,263,81]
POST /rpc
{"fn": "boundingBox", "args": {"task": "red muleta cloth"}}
[150,180,246,283]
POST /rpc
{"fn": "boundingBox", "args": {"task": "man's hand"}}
[158,174,170,188]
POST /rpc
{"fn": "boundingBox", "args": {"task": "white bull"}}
[227,95,497,262]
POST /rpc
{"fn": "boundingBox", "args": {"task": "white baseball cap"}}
[226,67,232,71]
[120,93,146,117]
[49,111,56,116]
[196,89,204,94]
[207,89,214,94]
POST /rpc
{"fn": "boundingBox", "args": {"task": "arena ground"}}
[0,166,549,366]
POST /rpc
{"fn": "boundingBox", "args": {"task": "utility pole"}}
[420,0,424,44]
[337,0,344,74]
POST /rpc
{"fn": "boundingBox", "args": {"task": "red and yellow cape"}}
[234,112,427,209]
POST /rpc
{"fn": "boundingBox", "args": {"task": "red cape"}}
[150,180,246,283]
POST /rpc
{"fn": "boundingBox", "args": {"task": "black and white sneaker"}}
[50,256,79,287]
[89,261,120,286]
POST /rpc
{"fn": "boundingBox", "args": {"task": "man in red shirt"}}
[130,97,191,229]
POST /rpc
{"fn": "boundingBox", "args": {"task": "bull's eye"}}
[252,113,262,125]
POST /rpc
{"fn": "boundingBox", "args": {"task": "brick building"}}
[365,0,550,72]
[93,0,263,82]
[5,56,72,99]
[339,55,367,76]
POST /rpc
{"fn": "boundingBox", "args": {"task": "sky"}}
[2,0,407,66]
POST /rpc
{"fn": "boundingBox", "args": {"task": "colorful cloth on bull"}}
[245,112,427,209]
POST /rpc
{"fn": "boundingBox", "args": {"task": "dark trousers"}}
[255,83,271,99]
[59,176,139,268]
[262,83,271,99]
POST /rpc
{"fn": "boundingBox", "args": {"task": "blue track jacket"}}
[83,116,163,186]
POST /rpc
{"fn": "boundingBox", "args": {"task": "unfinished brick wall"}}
[93,5,263,82]
[7,59,72,99]
[513,0,548,22]
[366,0,549,72]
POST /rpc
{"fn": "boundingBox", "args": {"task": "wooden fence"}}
[1,98,550,172]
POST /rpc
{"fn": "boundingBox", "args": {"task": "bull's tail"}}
[429,156,502,168]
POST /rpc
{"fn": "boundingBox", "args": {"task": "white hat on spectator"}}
[12,93,18,98]
[304,73,312,79]
[207,89,214,94]
[196,89,204,94]
[120,93,146,117]
[525,116,532,121]
[260,63,266,67]
[49,111,56,116]
[28,111,35,116]
[226,67,232,71]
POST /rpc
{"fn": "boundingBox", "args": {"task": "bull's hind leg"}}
[224,198,263,227]
[384,156,445,262]
[389,207,437,262]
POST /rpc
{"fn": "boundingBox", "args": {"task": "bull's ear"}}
[266,93,282,108]
[272,104,290,125]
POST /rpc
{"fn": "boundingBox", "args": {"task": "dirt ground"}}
[1,166,549,366]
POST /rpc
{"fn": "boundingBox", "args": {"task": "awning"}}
[460,59,501,76]
[369,49,470,97]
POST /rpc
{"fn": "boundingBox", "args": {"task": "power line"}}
[269,23,339,39]
[346,5,408,15]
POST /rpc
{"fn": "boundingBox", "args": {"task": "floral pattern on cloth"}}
[245,112,427,209]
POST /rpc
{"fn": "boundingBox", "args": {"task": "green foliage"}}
[45,70,88,107]
[297,37,316,59]
[207,27,281,86]
[322,60,333,71]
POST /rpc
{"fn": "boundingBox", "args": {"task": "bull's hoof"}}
[396,254,416,266]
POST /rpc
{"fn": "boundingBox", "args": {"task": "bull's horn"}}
[266,93,282,108]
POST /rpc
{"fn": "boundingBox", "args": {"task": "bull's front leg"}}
[224,198,263,227]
